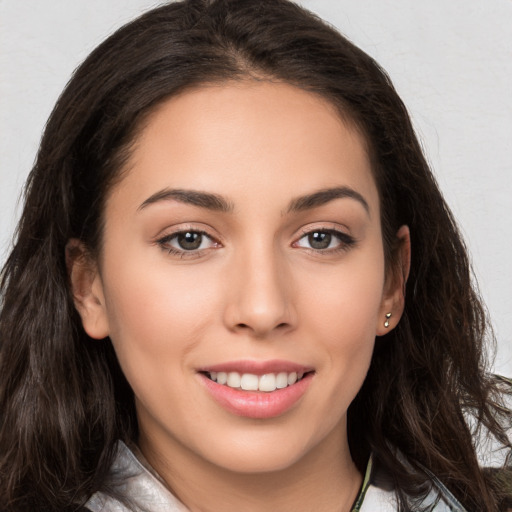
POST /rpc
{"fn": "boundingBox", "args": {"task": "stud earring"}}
[384,312,392,328]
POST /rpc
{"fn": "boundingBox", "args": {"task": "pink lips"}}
[198,360,314,419]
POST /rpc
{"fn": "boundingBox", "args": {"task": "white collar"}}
[85,441,466,512]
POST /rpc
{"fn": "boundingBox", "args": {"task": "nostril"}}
[234,321,290,335]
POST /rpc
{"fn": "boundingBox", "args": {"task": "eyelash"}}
[157,229,220,259]
[294,228,356,254]
[156,227,356,258]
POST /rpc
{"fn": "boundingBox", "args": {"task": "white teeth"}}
[208,370,307,392]
[259,373,276,392]
[276,372,288,389]
[287,372,297,385]
[240,373,259,391]
[227,372,241,388]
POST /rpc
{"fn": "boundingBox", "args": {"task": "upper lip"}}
[198,359,313,375]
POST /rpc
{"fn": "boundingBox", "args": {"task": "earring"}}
[384,312,392,328]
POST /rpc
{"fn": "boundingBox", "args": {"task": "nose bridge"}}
[224,236,294,336]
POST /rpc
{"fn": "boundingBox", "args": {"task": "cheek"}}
[295,247,385,400]
[304,300,378,436]
[100,254,222,380]
[306,275,380,378]
[298,250,385,343]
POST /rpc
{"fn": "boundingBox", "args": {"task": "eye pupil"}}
[308,232,331,249]
[177,232,202,250]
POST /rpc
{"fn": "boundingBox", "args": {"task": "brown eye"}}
[294,228,356,253]
[177,232,203,250]
[158,229,218,255]
[308,232,332,250]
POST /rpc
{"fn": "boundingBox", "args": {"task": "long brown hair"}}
[1,0,510,510]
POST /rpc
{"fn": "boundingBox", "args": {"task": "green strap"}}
[351,456,373,511]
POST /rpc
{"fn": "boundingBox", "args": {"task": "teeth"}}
[259,373,276,392]
[227,372,241,388]
[276,372,288,389]
[207,371,307,392]
[240,373,259,391]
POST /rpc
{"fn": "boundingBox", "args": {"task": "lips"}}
[198,360,314,419]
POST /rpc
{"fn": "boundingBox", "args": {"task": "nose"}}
[223,246,296,338]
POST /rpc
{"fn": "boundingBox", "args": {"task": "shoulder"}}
[356,455,467,512]
[84,441,189,512]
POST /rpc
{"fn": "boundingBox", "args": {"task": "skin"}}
[70,81,409,511]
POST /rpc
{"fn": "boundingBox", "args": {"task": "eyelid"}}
[292,224,357,253]
[153,222,223,244]
[155,224,222,258]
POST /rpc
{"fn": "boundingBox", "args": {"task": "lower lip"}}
[200,373,313,419]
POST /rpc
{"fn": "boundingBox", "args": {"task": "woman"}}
[0,0,510,510]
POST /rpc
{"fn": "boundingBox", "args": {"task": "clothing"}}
[84,441,467,511]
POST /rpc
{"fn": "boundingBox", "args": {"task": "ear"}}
[66,238,110,340]
[376,225,411,336]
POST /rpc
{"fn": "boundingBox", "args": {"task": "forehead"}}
[110,81,378,216]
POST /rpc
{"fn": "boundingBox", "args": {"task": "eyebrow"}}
[138,188,234,212]
[138,185,369,216]
[287,186,370,215]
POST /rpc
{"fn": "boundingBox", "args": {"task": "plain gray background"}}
[1,0,511,376]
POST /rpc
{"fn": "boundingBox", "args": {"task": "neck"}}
[138,425,363,512]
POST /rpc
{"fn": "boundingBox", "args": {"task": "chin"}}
[210,449,305,475]
[195,428,318,475]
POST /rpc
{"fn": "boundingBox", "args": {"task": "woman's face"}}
[74,81,404,475]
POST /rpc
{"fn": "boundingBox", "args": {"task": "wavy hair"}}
[0,0,510,510]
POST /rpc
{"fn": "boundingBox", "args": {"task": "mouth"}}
[201,370,311,392]
[198,361,315,419]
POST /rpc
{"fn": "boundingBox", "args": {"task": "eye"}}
[173,231,208,251]
[157,229,219,255]
[294,229,355,252]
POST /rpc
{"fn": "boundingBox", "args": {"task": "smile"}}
[199,362,314,419]
[206,370,306,392]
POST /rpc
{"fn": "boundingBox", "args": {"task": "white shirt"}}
[85,441,466,511]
